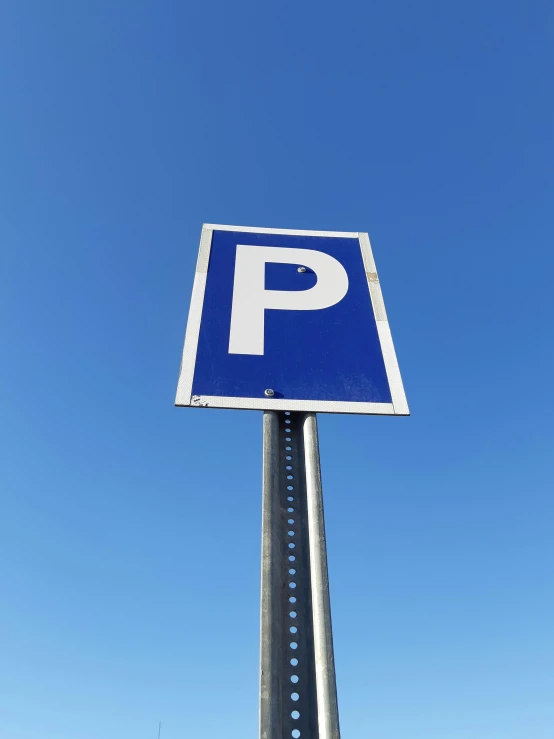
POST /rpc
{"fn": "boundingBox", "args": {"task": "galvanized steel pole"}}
[260,410,340,739]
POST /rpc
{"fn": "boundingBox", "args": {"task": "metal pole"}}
[303,413,341,739]
[260,411,282,739]
[260,411,339,739]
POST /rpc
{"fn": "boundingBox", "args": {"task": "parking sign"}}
[175,224,408,415]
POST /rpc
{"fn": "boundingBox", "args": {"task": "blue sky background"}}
[1,2,553,738]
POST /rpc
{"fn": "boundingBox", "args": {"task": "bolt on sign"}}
[175,224,408,416]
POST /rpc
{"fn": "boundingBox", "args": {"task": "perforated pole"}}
[260,411,340,739]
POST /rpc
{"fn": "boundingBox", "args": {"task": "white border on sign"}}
[175,224,409,416]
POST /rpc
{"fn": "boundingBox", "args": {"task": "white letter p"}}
[228,245,349,355]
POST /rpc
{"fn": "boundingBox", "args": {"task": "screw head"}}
[297,266,307,273]
[264,388,275,397]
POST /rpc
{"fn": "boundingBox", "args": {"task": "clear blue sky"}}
[1,2,553,738]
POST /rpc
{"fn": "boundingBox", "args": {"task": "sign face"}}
[175,224,409,415]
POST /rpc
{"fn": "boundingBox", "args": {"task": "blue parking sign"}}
[175,224,408,415]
